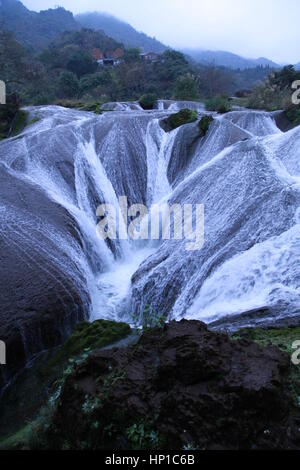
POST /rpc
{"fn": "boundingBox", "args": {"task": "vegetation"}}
[139,93,157,110]
[198,115,214,136]
[173,75,200,101]
[166,109,198,130]
[0,320,131,449]
[46,320,131,370]
[244,65,300,126]
[205,96,232,113]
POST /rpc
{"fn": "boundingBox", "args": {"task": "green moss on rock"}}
[47,320,131,369]
[55,100,103,114]
[167,108,198,130]
[198,115,214,136]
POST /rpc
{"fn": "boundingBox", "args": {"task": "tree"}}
[58,71,79,98]
[123,48,141,64]
[64,47,98,78]
[173,75,199,100]
[199,65,234,97]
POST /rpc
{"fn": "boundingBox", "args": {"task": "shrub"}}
[167,108,197,130]
[198,115,214,136]
[205,96,232,114]
[139,93,157,110]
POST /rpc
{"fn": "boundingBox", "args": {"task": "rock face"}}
[0,164,90,390]
[48,321,300,450]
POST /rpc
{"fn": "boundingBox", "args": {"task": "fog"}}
[23,0,300,64]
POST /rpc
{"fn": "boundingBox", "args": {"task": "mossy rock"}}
[233,325,300,405]
[55,100,103,114]
[166,108,198,131]
[46,320,131,370]
[198,115,214,136]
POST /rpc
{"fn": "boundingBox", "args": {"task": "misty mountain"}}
[0,0,79,51]
[294,62,300,70]
[76,12,167,53]
[183,49,280,70]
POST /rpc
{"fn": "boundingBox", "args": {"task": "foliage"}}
[167,108,198,130]
[131,305,167,331]
[205,96,232,113]
[0,2,78,51]
[46,320,130,370]
[173,75,200,101]
[126,422,160,450]
[198,115,214,136]
[58,71,79,98]
[246,65,300,112]
[139,93,157,110]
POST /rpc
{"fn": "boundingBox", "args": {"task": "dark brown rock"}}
[48,320,300,450]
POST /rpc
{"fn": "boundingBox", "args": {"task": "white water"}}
[0,102,299,330]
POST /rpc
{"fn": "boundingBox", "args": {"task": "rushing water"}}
[0,102,299,331]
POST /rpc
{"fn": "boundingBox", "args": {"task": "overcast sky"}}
[23,0,299,63]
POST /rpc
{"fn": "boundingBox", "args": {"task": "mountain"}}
[183,49,280,70]
[76,12,167,53]
[0,0,79,51]
[294,62,300,70]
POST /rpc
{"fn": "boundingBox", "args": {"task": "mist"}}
[21,0,300,64]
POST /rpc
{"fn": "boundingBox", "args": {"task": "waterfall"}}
[0,100,299,340]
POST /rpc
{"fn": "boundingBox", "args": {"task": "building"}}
[92,48,104,61]
[140,52,160,63]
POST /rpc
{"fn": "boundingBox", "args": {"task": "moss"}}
[0,320,131,449]
[55,100,104,114]
[198,115,214,136]
[233,325,300,405]
[45,320,131,370]
[167,108,198,130]
[0,425,31,450]
[10,111,29,136]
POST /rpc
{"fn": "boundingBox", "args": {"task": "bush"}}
[139,93,157,110]
[198,115,214,136]
[205,96,232,114]
[167,108,198,130]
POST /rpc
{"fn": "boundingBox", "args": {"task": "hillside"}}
[76,12,167,53]
[183,48,280,70]
[0,0,79,51]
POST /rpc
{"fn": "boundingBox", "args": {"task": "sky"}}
[22,0,300,64]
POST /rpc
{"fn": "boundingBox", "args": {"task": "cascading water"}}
[0,100,299,366]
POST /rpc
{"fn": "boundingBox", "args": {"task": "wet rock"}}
[0,164,90,390]
[48,320,300,450]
